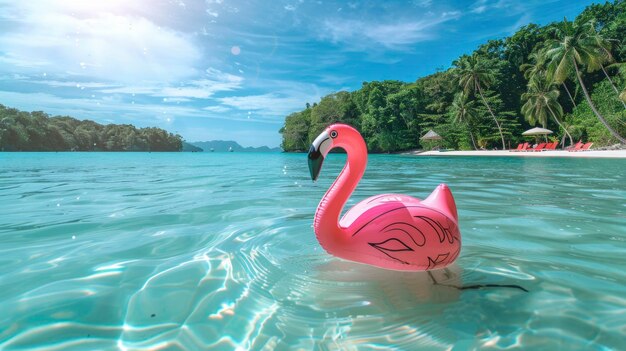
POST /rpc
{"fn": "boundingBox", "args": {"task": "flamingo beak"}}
[308,130,331,181]
[308,145,324,181]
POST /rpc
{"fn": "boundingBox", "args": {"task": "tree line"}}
[280,1,626,152]
[0,104,182,151]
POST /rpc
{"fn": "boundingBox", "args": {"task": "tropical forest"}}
[280,1,626,152]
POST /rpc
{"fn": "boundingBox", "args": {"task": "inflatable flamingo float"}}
[308,123,461,271]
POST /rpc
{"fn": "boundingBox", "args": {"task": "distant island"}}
[0,104,182,152]
[182,142,203,152]
[187,140,281,152]
[0,104,282,152]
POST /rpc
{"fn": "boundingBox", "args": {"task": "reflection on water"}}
[0,153,624,350]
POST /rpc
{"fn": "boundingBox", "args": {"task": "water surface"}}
[1,153,625,350]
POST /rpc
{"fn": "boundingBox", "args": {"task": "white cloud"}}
[0,90,192,124]
[471,5,487,14]
[33,81,117,89]
[470,0,489,13]
[160,86,214,99]
[414,0,433,8]
[218,92,316,117]
[470,0,521,14]
[320,12,461,50]
[97,68,243,99]
[159,78,241,99]
[222,78,327,117]
[203,105,231,112]
[442,11,461,18]
[95,86,159,96]
[163,97,190,103]
[0,90,274,126]
[0,4,202,84]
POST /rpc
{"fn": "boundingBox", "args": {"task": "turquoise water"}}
[1,152,625,350]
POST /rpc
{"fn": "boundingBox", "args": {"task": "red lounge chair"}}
[568,142,585,152]
[534,143,547,152]
[510,143,528,152]
[527,143,546,152]
[572,142,593,152]
[543,142,557,151]
[567,141,583,151]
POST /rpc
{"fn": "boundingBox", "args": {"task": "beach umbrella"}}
[420,130,442,140]
[522,127,553,142]
[522,127,553,136]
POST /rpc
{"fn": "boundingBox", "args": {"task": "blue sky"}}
[0,0,595,147]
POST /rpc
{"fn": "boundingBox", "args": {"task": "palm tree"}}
[450,93,479,150]
[582,21,626,109]
[521,50,577,108]
[521,75,573,146]
[455,54,506,149]
[546,19,626,144]
[621,87,626,103]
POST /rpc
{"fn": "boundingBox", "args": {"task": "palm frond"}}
[552,54,572,83]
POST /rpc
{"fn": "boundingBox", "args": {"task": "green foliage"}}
[569,79,626,145]
[453,54,509,149]
[545,19,602,80]
[280,108,311,151]
[576,0,626,62]
[478,91,521,148]
[521,74,574,145]
[544,16,626,143]
[454,54,496,96]
[308,91,359,141]
[0,105,182,151]
[449,93,479,150]
[280,1,626,151]
[521,75,563,128]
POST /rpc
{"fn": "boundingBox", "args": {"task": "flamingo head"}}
[308,123,364,181]
[309,124,350,181]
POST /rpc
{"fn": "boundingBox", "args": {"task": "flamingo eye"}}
[330,130,338,138]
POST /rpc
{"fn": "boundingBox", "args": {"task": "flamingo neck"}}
[314,134,367,250]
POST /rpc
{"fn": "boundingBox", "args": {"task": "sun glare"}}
[53,0,133,15]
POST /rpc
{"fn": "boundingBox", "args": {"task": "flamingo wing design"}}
[368,221,427,264]
[414,216,458,244]
[342,203,459,268]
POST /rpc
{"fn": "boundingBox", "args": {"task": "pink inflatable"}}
[308,124,461,271]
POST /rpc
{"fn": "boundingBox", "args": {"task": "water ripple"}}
[0,153,624,350]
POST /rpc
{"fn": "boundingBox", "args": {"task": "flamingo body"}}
[308,124,461,271]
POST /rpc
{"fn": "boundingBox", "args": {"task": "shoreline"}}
[403,149,626,158]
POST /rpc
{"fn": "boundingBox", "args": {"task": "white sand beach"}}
[407,149,626,158]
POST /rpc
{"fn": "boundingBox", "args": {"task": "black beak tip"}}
[307,145,324,181]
